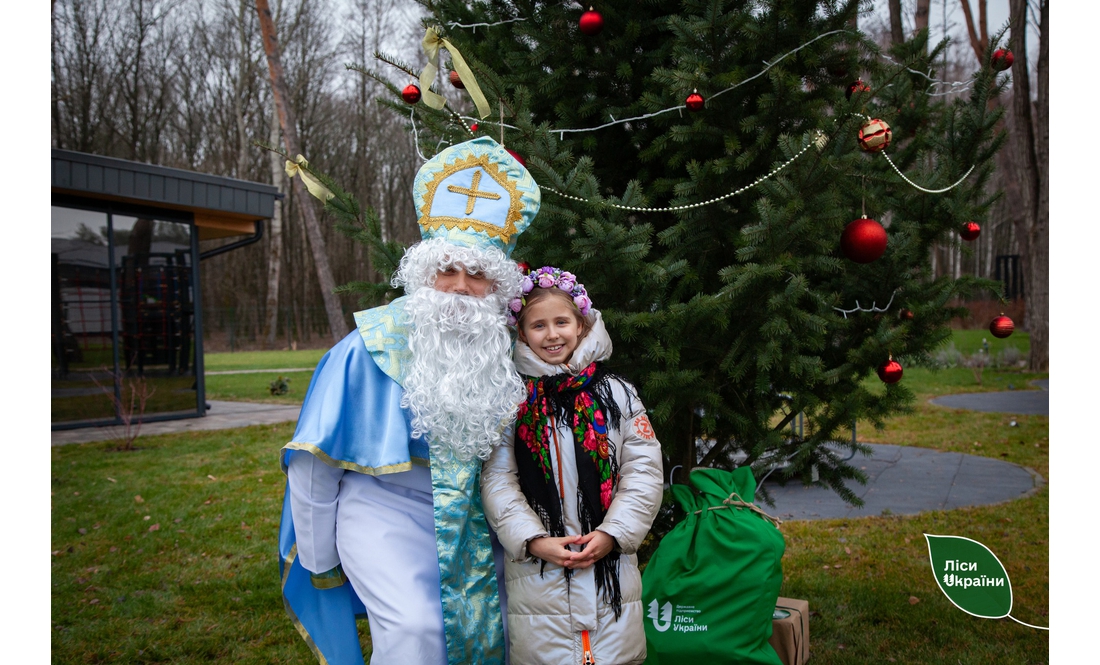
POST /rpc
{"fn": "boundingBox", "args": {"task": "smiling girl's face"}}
[517,290,587,365]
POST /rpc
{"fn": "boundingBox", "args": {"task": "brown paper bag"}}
[768,597,810,665]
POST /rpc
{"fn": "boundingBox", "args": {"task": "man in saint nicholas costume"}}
[278,137,539,665]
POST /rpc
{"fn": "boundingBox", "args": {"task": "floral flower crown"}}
[506,264,593,326]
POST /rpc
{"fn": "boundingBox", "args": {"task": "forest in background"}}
[51,0,1044,352]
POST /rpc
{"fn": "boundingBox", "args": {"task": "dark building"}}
[51,150,277,430]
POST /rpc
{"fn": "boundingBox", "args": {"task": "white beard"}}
[401,288,526,463]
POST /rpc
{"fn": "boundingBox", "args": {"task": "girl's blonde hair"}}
[516,287,593,337]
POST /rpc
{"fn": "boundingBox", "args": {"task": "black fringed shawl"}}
[513,361,631,619]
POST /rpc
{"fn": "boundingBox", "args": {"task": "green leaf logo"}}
[924,533,1012,619]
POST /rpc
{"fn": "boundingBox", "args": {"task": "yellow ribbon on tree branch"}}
[285,155,334,203]
[418,26,491,119]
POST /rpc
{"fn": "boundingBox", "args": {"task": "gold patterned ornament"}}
[857,118,892,153]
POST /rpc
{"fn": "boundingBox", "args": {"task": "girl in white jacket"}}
[482,266,664,665]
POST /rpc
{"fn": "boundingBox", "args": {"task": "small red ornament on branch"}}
[579,7,604,36]
[685,89,705,112]
[841,216,888,263]
[989,314,1014,339]
[878,356,904,384]
[401,84,422,104]
[449,70,465,89]
[858,118,891,153]
[991,48,1014,71]
[899,308,914,321]
[960,221,981,241]
[845,79,870,100]
[507,148,526,167]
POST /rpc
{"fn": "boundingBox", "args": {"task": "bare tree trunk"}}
[265,101,285,348]
[234,0,252,178]
[959,0,988,62]
[1008,0,1047,370]
[1028,0,1048,371]
[914,0,931,39]
[888,0,904,45]
[255,0,347,344]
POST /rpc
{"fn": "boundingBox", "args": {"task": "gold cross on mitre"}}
[413,138,540,256]
[447,170,501,215]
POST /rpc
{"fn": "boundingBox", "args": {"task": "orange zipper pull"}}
[581,629,595,664]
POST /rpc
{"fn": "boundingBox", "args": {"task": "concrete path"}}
[50,400,301,446]
[53,399,1045,523]
[759,443,1043,521]
[929,390,1048,416]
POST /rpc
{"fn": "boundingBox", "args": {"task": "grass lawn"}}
[945,329,1030,356]
[204,371,315,405]
[53,336,1048,664]
[203,349,329,372]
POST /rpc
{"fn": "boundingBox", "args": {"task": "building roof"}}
[51,150,279,240]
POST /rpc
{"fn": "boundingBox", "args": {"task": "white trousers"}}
[288,456,509,665]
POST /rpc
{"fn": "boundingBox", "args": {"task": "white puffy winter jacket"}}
[482,311,665,665]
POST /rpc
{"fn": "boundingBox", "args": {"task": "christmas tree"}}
[311,0,1007,510]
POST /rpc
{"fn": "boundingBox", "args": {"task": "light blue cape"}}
[278,298,504,665]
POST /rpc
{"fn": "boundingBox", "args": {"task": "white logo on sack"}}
[647,599,673,632]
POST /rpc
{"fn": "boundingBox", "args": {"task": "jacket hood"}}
[514,308,612,377]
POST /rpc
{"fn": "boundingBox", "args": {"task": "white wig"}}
[392,237,524,306]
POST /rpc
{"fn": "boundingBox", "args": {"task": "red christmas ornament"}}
[516,261,531,274]
[878,357,904,384]
[841,217,888,263]
[858,118,892,152]
[685,89,705,112]
[845,79,870,100]
[449,70,465,89]
[470,123,479,132]
[507,148,526,167]
[899,308,915,321]
[401,83,422,104]
[991,48,1014,71]
[960,221,981,241]
[579,7,604,36]
[989,315,1015,339]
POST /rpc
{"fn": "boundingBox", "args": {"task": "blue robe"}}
[278,298,505,665]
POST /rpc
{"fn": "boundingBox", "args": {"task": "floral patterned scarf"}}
[514,361,626,618]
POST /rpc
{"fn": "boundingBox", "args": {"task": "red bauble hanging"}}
[449,70,465,89]
[470,123,479,132]
[845,79,870,100]
[516,261,531,274]
[991,48,1014,72]
[401,83,422,104]
[899,308,915,321]
[960,221,981,241]
[507,148,526,167]
[841,216,888,263]
[989,315,1015,339]
[579,7,604,36]
[685,89,705,112]
[857,118,892,153]
[878,357,904,384]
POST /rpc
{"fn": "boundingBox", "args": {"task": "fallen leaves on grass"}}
[908,596,920,605]
[134,495,144,503]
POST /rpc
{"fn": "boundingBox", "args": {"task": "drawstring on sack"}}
[691,491,783,527]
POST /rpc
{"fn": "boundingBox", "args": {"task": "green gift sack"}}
[642,467,785,665]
